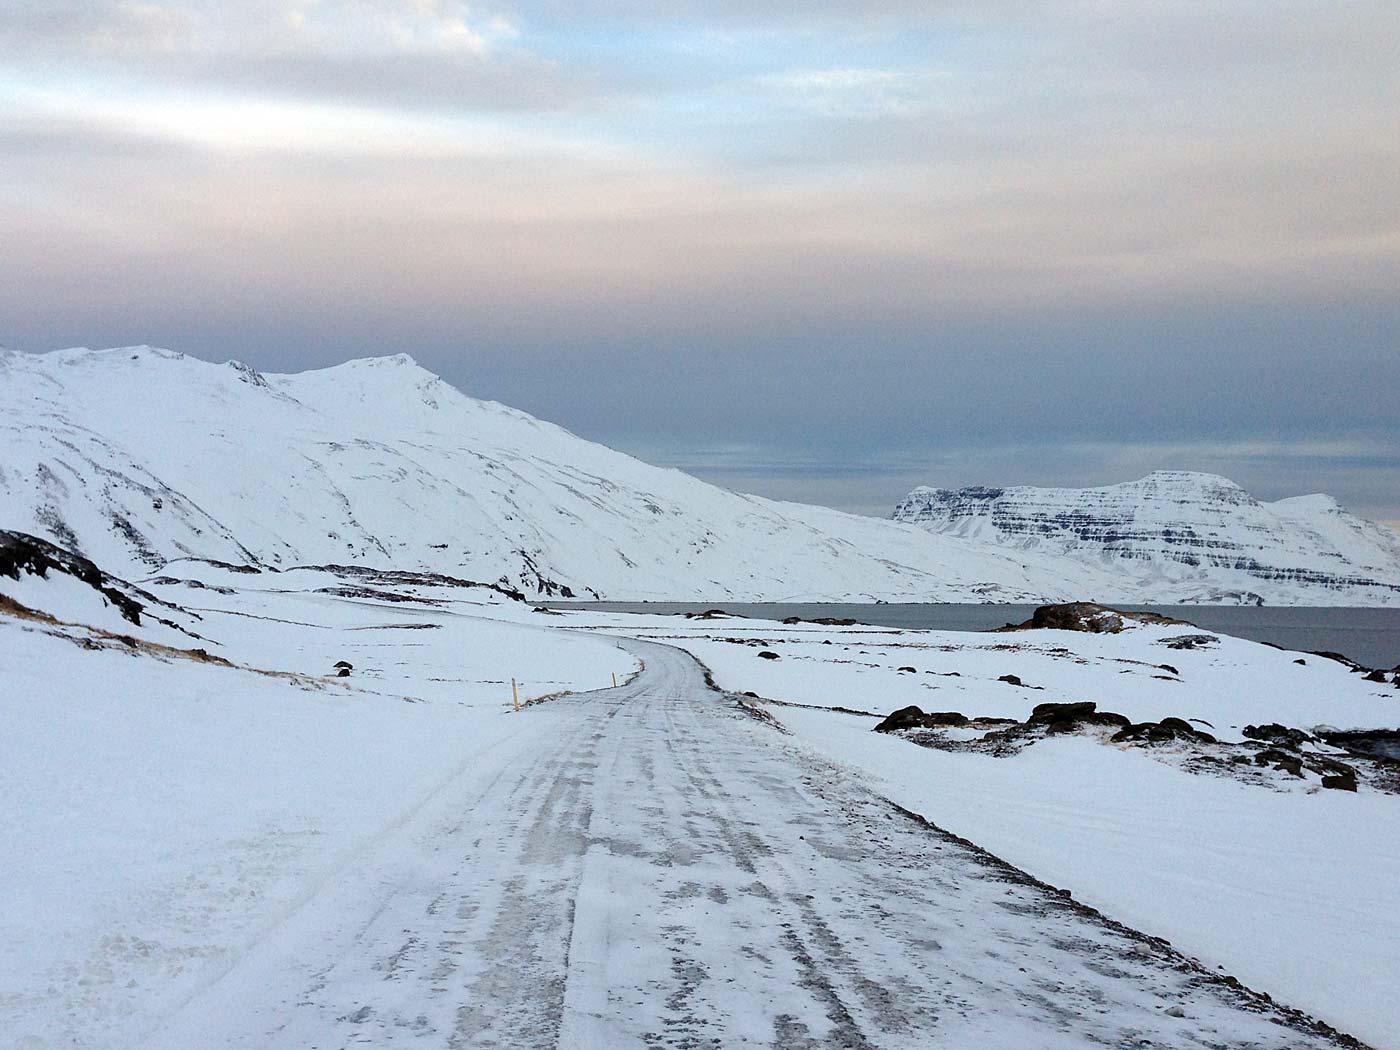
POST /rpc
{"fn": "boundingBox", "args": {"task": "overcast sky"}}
[2,2,1397,524]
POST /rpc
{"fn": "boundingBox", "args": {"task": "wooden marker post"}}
[612,672,617,688]
[512,677,519,712]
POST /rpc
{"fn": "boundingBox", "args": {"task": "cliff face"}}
[893,472,1400,605]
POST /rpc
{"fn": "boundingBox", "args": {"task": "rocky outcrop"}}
[998,602,1186,634]
[874,706,970,732]
[1,529,149,626]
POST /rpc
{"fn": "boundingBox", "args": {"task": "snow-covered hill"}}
[4,346,1397,603]
[1,345,1126,602]
[893,472,1400,605]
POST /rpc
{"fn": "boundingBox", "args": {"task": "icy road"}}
[144,639,1358,1050]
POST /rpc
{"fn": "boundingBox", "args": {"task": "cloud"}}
[1,1,1396,520]
[6,1,512,57]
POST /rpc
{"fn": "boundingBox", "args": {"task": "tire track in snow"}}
[142,638,1367,1050]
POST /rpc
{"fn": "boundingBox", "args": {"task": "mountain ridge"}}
[892,471,1400,605]
[4,346,1398,604]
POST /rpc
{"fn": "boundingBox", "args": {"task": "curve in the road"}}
[144,637,1368,1050]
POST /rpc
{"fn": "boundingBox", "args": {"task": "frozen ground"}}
[41,640,1370,1050]
[571,610,1399,1047]
[0,565,633,1049]
[1,561,1390,1048]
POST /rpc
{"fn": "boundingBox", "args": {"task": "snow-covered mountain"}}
[1,345,1133,602]
[4,346,1397,604]
[892,472,1400,605]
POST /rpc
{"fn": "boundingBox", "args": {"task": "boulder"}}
[1160,634,1219,650]
[1243,723,1311,748]
[1028,701,1097,723]
[1254,749,1304,777]
[1026,701,1132,733]
[1157,717,1216,743]
[874,706,928,732]
[1110,715,1216,744]
[873,706,969,732]
[924,711,970,727]
[998,674,1024,686]
[757,650,780,660]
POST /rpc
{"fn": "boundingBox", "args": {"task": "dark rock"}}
[1364,669,1388,683]
[757,650,780,660]
[897,666,917,673]
[1112,722,1171,743]
[875,706,930,732]
[1157,664,1179,675]
[1028,701,1096,723]
[1254,749,1304,777]
[1025,701,1132,734]
[997,602,1189,634]
[1306,754,1357,778]
[335,667,351,677]
[1321,773,1358,792]
[1159,717,1216,743]
[874,706,970,732]
[1012,603,1123,633]
[998,674,1024,686]
[1110,722,1162,743]
[1160,634,1219,650]
[924,711,970,727]
[334,660,354,669]
[1243,723,1311,747]
[0,529,148,625]
[1293,658,1307,665]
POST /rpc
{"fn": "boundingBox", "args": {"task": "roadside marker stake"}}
[512,677,519,712]
[612,672,617,688]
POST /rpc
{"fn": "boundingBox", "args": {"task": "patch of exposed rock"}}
[871,698,1393,794]
[0,529,200,639]
[996,602,1188,634]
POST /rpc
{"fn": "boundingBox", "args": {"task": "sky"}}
[2,2,1398,525]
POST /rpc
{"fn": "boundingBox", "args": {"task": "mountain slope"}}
[4,346,1397,604]
[1,346,1126,602]
[892,472,1400,605]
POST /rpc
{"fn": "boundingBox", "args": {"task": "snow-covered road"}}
[142,639,1358,1049]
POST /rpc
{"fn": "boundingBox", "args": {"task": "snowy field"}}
[568,609,1400,1048]
[0,564,634,1049]
[4,547,1398,1048]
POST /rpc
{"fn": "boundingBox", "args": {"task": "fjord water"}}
[553,603,1400,670]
